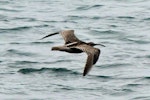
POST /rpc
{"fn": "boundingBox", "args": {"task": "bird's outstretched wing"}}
[60,30,82,44]
[40,30,82,44]
[74,44,100,76]
[83,52,94,76]
[93,48,100,65]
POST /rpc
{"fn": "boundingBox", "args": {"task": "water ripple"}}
[18,68,79,75]
[126,38,150,44]
[8,41,54,45]
[5,49,37,57]
[76,4,103,10]
[0,25,49,31]
[143,17,150,20]
[0,0,150,99]
[132,96,150,100]
[0,8,22,12]
[125,83,145,87]
[95,75,113,79]
[0,26,31,31]
[117,16,135,19]
[100,63,131,68]
[15,61,39,65]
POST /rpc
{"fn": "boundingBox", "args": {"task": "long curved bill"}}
[40,32,59,40]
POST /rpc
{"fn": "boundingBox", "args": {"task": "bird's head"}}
[87,42,105,47]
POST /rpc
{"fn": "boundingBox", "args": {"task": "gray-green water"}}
[0,0,150,100]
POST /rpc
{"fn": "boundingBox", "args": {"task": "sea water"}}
[0,0,150,100]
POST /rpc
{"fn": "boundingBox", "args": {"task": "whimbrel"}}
[41,30,105,76]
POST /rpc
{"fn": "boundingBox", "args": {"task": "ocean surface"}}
[0,0,150,100]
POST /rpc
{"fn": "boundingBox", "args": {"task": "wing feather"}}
[83,52,93,76]
[93,48,100,65]
[74,44,100,76]
[60,30,81,44]
[41,30,82,44]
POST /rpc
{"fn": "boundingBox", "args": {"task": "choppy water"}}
[0,0,150,100]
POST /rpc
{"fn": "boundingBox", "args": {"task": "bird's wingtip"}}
[83,71,87,76]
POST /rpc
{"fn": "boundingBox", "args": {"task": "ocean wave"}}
[0,1,9,4]
[111,88,134,96]
[126,38,150,44]
[99,30,122,35]
[9,42,21,45]
[9,41,54,45]
[143,17,150,20]
[0,14,7,21]
[76,4,103,10]
[90,29,123,36]
[67,15,101,21]
[0,26,31,31]
[117,16,135,19]
[6,49,37,57]
[14,61,39,65]
[12,17,37,22]
[95,75,113,79]
[135,55,150,59]
[67,15,85,18]
[100,63,131,68]
[18,68,79,75]
[0,8,22,12]
[132,96,150,100]
[0,24,49,31]
[143,76,150,79]
[30,41,54,45]
[125,83,144,87]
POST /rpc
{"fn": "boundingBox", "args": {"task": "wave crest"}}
[18,68,79,75]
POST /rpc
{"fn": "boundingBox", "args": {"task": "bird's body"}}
[41,30,105,76]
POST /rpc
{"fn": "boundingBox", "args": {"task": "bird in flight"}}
[41,30,105,76]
